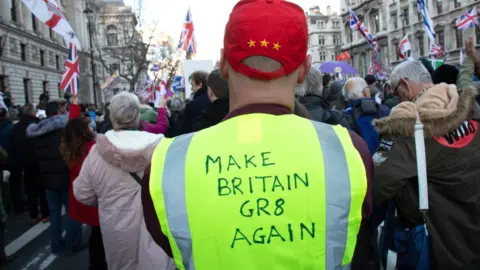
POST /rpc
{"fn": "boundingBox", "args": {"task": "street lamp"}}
[83,7,98,106]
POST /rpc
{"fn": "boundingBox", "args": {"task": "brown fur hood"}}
[95,131,163,173]
[374,83,479,137]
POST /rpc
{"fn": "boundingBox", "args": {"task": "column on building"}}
[1,0,11,22]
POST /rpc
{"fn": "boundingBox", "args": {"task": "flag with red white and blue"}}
[60,41,80,95]
[456,7,478,31]
[349,8,378,50]
[178,8,197,55]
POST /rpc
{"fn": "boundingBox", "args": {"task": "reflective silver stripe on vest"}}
[162,133,195,270]
[310,121,351,270]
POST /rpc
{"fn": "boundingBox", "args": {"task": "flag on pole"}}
[417,0,436,41]
[429,43,444,58]
[22,0,81,49]
[399,35,412,60]
[349,8,378,50]
[336,51,351,61]
[60,42,80,95]
[456,7,479,31]
[178,7,197,58]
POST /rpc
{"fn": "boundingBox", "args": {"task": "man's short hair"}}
[364,75,377,85]
[22,103,35,116]
[207,69,229,99]
[295,68,322,97]
[189,71,208,87]
[342,77,368,101]
[46,101,60,117]
[322,73,331,87]
[390,60,432,90]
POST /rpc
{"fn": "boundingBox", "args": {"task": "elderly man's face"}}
[394,78,422,102]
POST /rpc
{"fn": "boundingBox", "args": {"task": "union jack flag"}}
[429,43,444,57]
[60,42,80,95]
[178,8,197,54]
[456,7,478,31]
[349,8,378,50]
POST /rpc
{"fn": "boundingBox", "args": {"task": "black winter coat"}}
[11,115,39,167]
[181,87,211,134]
[191,98,229,132]
[26,115,69,191]
[298,95,354,130]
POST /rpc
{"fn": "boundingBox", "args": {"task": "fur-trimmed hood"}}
[374,83,479,137]
[95,130,163,172]
[26,115,68,138]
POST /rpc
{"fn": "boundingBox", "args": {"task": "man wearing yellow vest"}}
[142,0,374,269]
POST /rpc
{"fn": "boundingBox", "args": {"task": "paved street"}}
[3,209,90,270]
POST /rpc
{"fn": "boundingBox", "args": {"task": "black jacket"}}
[166,111,185,138]
[11,115,39,167]
[298,95,354,130]
[26,115,69,191]
[181,87,211,134]
[192,98,229,132]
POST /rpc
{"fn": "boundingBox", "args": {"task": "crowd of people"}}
[0,0,479,269]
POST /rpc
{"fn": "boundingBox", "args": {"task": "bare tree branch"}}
[91,5,157,92]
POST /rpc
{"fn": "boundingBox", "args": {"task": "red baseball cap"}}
[223,0,308,80]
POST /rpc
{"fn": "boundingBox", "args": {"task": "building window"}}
[391,13,398,29]
[319,51,326,62]
[453,0,461,9]
[333,35,341,45]
[40,50,45,66]
[318,35,325,45]
[436,0,443,14]
[372,13,380,33]
[20,43,26,61]
[10,0,17,22]
[43,81,48,94]
[49,28,54,39]
[31,14,37,32]
[437,29,445,48]
[401,8,409,26]
[23,78,30,103]
[318,22,324,28]
[417,36,425,56]
[477,27,480,45]
[109,63,120,73]
[55,55,60,69]
[455,27,463,49]
[0,76,7,92]
[106,25,118,46]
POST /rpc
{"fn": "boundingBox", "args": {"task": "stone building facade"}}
[307,6,343,66]
[339,0,480,76]
[94,0,146,102]
[0,0,107,106]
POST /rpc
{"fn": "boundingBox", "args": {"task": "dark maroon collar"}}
[223,103,292,121]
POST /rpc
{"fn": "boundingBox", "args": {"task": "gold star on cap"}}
[260,39,269,47]
[247,40,256,47]
[273,42,281,51]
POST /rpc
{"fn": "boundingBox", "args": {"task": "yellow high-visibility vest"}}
[150,113,367,270]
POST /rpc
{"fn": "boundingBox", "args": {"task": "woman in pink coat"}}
[73,92,174,270]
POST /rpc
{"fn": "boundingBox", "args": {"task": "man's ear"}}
[219,49,229,79]
[297,55,312,84]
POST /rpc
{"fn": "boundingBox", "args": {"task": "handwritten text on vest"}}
[205,152,315,248]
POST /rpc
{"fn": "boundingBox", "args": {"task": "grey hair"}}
[169,97,185,112]
[295,68,323,97]
[342,77,368,101]
[390,60,432,90]
[109,91,141,130]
